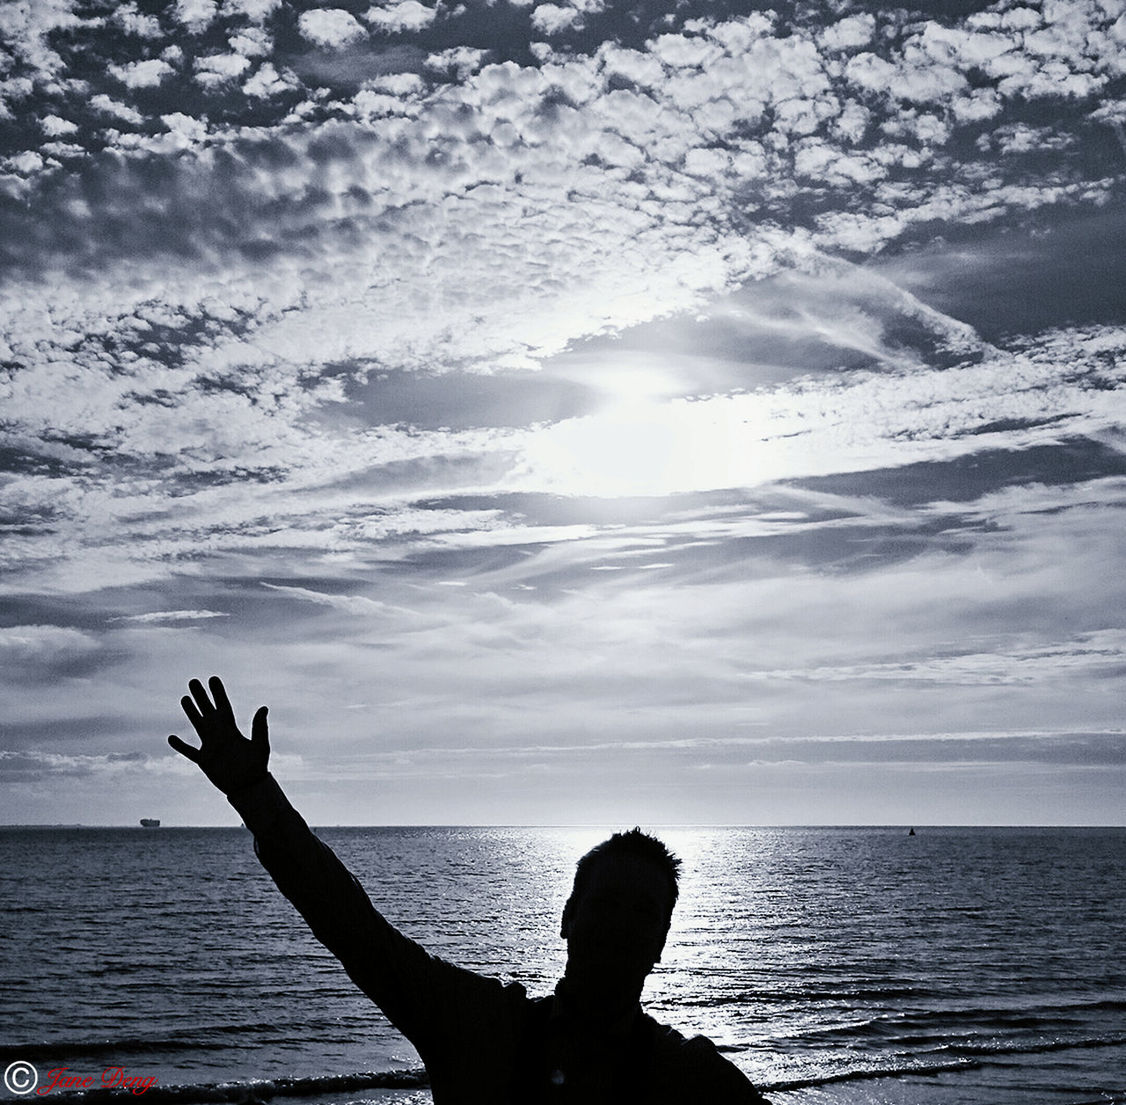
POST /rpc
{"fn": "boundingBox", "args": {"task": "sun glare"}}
[519,393,752,498]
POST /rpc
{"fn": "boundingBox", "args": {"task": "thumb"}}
[252,705,270,757]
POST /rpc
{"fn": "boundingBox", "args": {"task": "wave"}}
[773,997,1126,1045]
[680,984,934,1006]
[33,1031,1126,1105]
[0,1027,297,1063]
[943,1034,1126,1059]
[765,1033,1126,1092]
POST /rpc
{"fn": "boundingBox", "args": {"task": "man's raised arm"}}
[167,676,503,1058]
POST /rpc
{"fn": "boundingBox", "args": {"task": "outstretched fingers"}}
[170,676,271,794]
[188,677,216,717]
[208,675,236,722]
[181,693,206,737]
[182,676,234,742]
[168,734,200,762]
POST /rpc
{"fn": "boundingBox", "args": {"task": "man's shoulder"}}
[642,1012,723,1062]
[643,1014,771,1104]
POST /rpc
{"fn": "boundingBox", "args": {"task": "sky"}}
[1,0,1124,827]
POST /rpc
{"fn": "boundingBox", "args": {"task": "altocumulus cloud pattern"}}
[1,0,1125,827]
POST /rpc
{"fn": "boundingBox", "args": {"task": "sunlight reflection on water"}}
[2,826,1123,1102]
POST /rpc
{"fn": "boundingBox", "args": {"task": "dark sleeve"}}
[708,1051,772,1105]
[227,774,495,1057]
[664,1033,773,1105]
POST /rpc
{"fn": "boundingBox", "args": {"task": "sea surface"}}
[1,826,1123,1105]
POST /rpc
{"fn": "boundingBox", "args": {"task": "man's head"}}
[564,828,682,930]
[560,829,682,1010]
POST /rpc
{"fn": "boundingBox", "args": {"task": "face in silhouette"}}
[560,853,673,1011]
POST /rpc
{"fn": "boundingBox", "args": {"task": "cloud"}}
[530,5,582,35]
[508,310,1124,497]
[0,625,99,662]
[40,114,77,137]
[224,0,282,21]
[365,1,439,34]
[819,14,876,52]
[976,122,1076,154]
[0,0,83,85]
[298,9,369,48]
[2,458,1122,821]
[112,610,230,624]
[88,94,144,123]
[114,3,163,39]
[758,630,1126,687]
[0,225,1122,594]
[173,0,219,36]
[318,728,1126,769]
[229,27,272,58]
[0,749,183,781]
[426,46,489,79]
[194,52,252,88]
[109,58,175,88]
[242,61,298,98]
[260,582,435,618]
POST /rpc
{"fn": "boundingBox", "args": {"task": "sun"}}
[516,389,752,498]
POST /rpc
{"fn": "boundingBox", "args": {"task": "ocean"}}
[1,825,1123,1104]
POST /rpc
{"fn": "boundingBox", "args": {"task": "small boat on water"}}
[908,827,916,836]
[140,818,161,828]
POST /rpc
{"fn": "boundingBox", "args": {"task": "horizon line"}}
[2,821,1124,830]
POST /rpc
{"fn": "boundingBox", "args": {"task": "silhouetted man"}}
[170,676,771,1104]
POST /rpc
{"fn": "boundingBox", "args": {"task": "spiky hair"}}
[569,828,682,920]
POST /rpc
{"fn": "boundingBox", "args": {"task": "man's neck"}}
[554,975,643,1035]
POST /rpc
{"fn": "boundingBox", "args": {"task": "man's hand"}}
[168,676,270,795]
